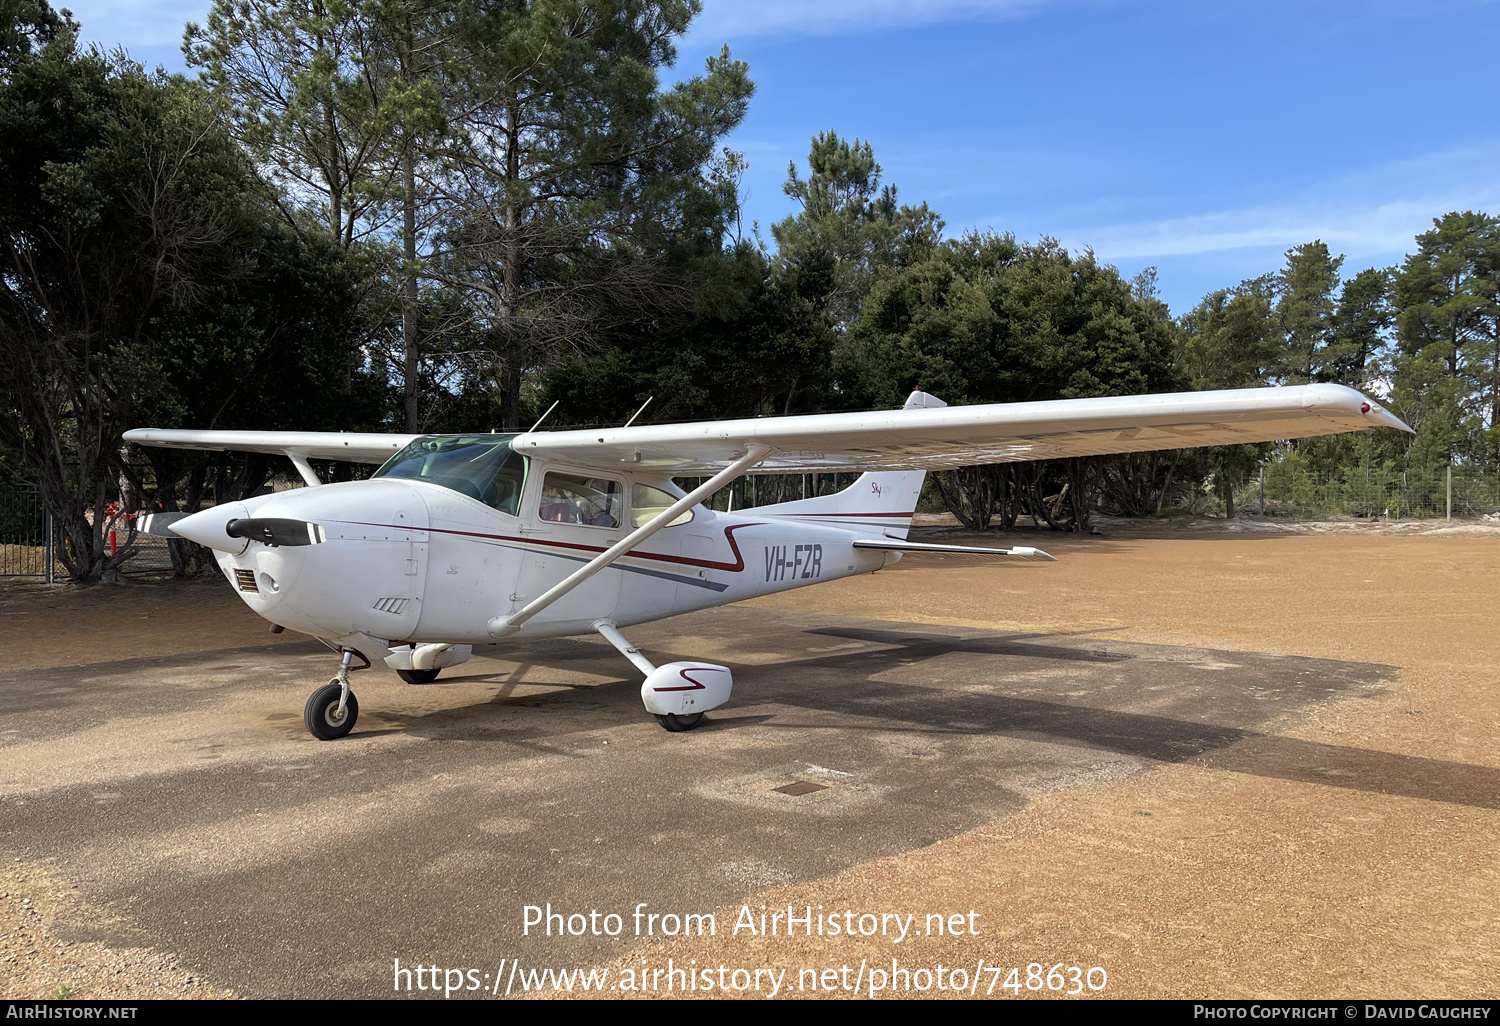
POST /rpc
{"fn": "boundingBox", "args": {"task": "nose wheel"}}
[305,650,359,740]
[305,682,359,739]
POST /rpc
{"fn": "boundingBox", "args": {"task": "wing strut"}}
[486,445,773,638]
[288,452,321,488]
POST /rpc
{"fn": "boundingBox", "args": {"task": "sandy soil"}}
[583,524,1500,998]
[0,573,272,998]
[0,863,233,1000]
[3,521,1498,999]
[0,573,300,672]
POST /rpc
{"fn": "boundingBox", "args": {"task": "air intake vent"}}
[234,569,259,593]
[372,597,410,615]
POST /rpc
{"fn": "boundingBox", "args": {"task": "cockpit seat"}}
[540,501,579,523]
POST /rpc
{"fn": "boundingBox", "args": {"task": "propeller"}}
[224,518,327,547]
[137,512,190,538]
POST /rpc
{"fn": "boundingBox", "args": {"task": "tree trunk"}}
[1156,451,1180,515]
[934,466,1002,531]
[1065,457,1092,532]
[499,94,522,433]
[497,361,520,433]
[402,147,419,432]
[997,467,1018,530]
[1026,467,1061,531]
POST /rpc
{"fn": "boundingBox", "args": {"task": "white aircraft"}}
[124,384,1408,740]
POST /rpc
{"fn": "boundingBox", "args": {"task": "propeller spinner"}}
[164,503,325,553]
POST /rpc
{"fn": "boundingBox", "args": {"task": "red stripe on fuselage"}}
[762,511,916,518]
[339,520,760,573]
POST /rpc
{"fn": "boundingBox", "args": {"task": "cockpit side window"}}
[539,472,623,528]
[630,483,693,528]
[372,435,527,515]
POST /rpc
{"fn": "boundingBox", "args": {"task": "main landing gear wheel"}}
[305,681,359,740]
[396,668,441,685]
[655,712,704,732]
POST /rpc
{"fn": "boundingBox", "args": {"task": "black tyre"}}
[305,682,359,740]
[655,712,704,732]
[397,668,441,685]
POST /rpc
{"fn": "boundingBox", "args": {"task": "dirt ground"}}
[1,518,1498,999]
[0,572,302,672]
[615,519,1500,998]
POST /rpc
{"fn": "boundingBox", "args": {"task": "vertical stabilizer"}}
[743,390,943,538]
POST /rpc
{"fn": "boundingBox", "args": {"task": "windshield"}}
[372,434,527,515]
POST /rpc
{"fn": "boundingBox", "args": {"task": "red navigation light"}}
[1361,402,1371,414]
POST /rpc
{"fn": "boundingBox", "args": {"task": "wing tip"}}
[1309,386,1413,434]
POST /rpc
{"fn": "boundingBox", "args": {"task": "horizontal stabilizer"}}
[851,538,1056,560]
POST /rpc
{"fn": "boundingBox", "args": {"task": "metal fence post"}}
[1446,465,1452,520]
[43,507,53,584]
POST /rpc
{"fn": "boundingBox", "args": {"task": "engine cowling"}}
[640,661,733,717]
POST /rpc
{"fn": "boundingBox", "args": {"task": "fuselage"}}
[204,465,895,649]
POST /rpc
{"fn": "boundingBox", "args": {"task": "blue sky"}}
[62,0,1500,314]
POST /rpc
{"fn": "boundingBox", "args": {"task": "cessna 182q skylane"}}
[124,384,1408,740]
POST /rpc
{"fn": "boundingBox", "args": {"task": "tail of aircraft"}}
[743,390,944,539]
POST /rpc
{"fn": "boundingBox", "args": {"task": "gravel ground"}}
[596,525,1500,998]
[3,521,1497,999]
[0,863,234,1000]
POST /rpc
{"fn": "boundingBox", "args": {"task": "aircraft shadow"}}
[434,626,1498,814]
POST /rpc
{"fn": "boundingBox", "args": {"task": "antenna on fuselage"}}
[526,400,560,434]
[622,396,654,428]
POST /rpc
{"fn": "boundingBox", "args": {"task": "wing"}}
[122,383,1409,475]
[120,429,418,465]
[517,383,1409,473]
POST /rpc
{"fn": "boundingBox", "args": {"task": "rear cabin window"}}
[539,473,624,528]
[630,484,693,528]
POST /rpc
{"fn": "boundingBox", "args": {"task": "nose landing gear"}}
[305,650,360,740]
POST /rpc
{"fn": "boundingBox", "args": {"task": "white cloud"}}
[1055,145,1500,262]
[687,0,1053,42]
[1068,199,1441,260]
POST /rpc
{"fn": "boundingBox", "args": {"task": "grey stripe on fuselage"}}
[480,539,729,592]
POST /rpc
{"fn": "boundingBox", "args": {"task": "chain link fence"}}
[9,461,1496,582]
[687,464,1500,524]
[93,510,177,575]
[0,479,180,580]
[1246,463,1500,519]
